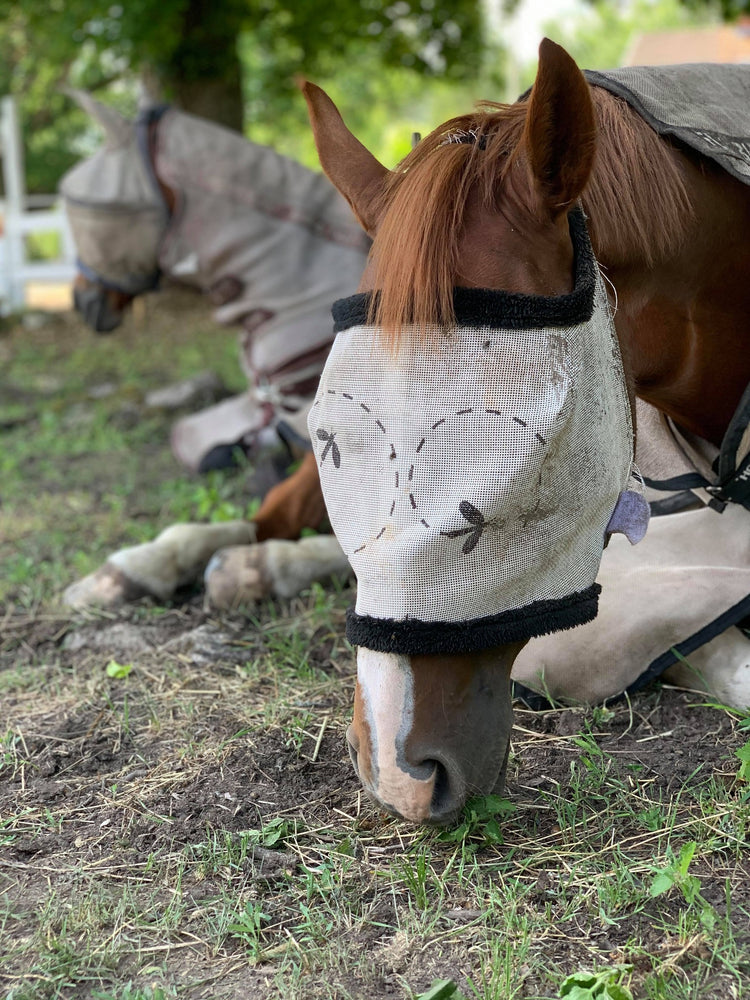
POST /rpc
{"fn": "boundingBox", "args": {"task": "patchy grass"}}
[2,292,749,999]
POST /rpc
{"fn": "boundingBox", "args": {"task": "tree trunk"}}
[172,73,244,133]
[151,0,246,132]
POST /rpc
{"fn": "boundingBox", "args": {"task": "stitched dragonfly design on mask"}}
[316,428,341,468]
[440,500,508,554]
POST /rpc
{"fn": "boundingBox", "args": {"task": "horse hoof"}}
[62,562,150,609]
[204,546,272,610]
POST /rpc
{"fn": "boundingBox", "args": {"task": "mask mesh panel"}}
[311,214,635,649]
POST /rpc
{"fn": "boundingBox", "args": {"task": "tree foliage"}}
[1,0,741,195]
[1,0,486,192]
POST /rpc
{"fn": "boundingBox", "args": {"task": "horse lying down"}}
[64,39,750,822]
[60,90,369,474]
[64,471,750,713]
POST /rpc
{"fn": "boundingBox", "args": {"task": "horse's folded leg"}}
[62,521,256,609]
[204,535,350,610]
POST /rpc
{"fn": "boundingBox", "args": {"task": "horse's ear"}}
[522,39,596,219]
[64,88,133,150]
[300,81,389,235]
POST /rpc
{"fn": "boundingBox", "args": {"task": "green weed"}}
[558,967,633,1000]
[735,740,750,781]
[437,795,515,849]
[227,900,270,960]
[416,982,467,1000]
[649,841,717,930]
[93,984,174,1000]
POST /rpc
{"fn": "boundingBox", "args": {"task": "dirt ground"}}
[1,292,749,999]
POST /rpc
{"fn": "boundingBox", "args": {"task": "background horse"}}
[61,94,368,609]
[62,92,370,473]
[300,38,750,822]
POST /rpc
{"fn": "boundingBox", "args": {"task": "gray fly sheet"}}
[585,64,750,185]
[60,97,370,471]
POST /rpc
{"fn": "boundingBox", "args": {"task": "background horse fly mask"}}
[311,209,648,656]
[61,100,167,330]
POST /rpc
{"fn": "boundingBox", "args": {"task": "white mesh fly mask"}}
[310,210,648,655]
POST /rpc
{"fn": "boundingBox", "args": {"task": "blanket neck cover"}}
[311,210,645,656]
[585,64,750,186]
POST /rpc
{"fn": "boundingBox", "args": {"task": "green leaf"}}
[676,841,697,875]
[560,972,599,995]
[483,817,504,844]
[735,741,750,779]
[560,969,633,1000]
[416,980,461,1000]
[105,659,133,679]
[700,905,718,932]
[649,872,675,897]
[561,986,598,1000]
[604,984,634,1000]
[479,794,516,817]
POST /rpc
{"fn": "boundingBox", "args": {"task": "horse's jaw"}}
[348,644,524,825]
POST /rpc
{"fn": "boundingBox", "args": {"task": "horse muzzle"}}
[73,284,125,333]
[348,643,524,824]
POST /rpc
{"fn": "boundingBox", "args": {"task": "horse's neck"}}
[153,109,369,311]
[585,99,750,447]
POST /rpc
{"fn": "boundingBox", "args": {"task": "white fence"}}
[0,95,77,313]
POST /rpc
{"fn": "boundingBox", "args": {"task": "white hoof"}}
[204,545,271,609]
[205,535,350,610]
[62,562,150,609]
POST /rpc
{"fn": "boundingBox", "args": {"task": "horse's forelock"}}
[368,103,528,350]
[366,89,692,352]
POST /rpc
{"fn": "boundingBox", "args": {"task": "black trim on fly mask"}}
[76,259,161,296]
[332,207,597,334]
[346,584,601,656]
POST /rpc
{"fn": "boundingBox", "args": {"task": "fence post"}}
[0,95,27,310]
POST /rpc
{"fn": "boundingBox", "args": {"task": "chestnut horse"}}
[297,39,750,822]
[66,41,750,824]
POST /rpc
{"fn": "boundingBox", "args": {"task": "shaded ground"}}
[1,293,749,999]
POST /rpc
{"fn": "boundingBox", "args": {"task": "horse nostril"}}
[429,759,450,808]
[418,757,463,824]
